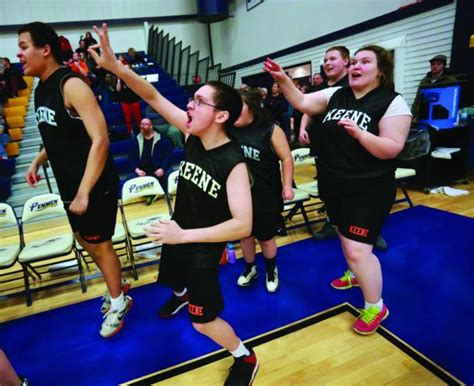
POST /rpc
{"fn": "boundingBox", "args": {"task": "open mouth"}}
[185,111,192,128]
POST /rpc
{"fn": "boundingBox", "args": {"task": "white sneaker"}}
[237,265,258,287]
[100,279,131,314]
[100,295,133,338]
[266,267,279,293]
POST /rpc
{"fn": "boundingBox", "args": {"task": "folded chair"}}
[280,150,318,236]
[164,169,180,216]
[18,194,85,306]
[0,203,37,292]
[119,176,171,272]
[394,167,417,208]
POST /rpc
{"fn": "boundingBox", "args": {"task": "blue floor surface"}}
[1,205,472,385]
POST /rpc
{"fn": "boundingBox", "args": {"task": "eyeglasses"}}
[192,97,221,110]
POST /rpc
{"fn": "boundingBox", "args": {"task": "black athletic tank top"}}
[171,135,246,265]
[228,121,283,214]
[318,86,398,179]
[34,67,118,200]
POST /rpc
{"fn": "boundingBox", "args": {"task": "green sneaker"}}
[100,279,131,314]
[100,295,133,338]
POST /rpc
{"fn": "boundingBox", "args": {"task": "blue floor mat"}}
[1,206,473,385]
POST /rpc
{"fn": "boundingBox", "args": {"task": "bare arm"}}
[271,126,295,201]
[339,115,412,159]
[299,113,312,144]
[88,23,188,133]
[145,163,252,243]
[63,77,109,212]
[263,58,328,116]
[25,148,48,187]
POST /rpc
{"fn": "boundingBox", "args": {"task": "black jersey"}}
[310,75,349,156]
[228,121,283,214]
[34,67,118,200]
[317,86,398,179]
[171,135,246,263]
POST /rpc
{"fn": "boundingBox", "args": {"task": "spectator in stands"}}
[259,87,268,102]
[264,82,291,140]
[0,118,10,160]
[67,52,90,80]
[310,72,324,90]
[0,57,27,98]
[116,66,142,135]
[126,47,146,65]
[144,105,184,148]
[59,35,73,62]
[264,45,412,335]
[82,31,97,50]
[411,54,457,121]
[128,117,173,196]
[75,39,88,57]
[230,87,294,293]
[97,73,119,105]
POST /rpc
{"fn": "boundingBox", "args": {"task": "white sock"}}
[174,288,187,297]
[230,340,250,358]
[110,292,125,312]
[365,299,384,311]
[348,270,355,278]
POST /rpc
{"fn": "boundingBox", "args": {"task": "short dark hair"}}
[355,45,394,88]
[326,46,350,61]
[18,22,62,64]
[206,81,243,130]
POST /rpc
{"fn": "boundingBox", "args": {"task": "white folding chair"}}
[280,150,318,236]
[18,194,85,306]
[291,148,319,197]
[394,167,417,208]
[164,169,180,216]
[119,176,171,272]
[0,203,21,272]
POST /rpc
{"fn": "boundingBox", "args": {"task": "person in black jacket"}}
[128,117,173,192]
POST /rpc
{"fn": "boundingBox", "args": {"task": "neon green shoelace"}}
[341,270,352,283]
[359,306,380,323]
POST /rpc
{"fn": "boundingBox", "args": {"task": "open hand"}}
[263,58,288,83]
[338,118,365,140]
[144,219,184,244]
[88,23,122,74]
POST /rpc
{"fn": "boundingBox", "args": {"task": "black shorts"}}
[65,190,118,244]
[318,175,396,245]
[158,244,224,323]
[252,211,284,241]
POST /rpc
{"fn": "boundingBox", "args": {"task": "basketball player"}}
[89,24,259,385]
[18,22,131,338]
[230,87,294,293]
[264,45,412,334]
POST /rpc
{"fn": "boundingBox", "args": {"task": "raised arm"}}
[88,23,188,133]
[263,58,328,116]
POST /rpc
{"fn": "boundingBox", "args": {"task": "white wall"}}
[211,0,417,68]
[229,2,456,108]
[0,0,209,62]
[0,0,195,25]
